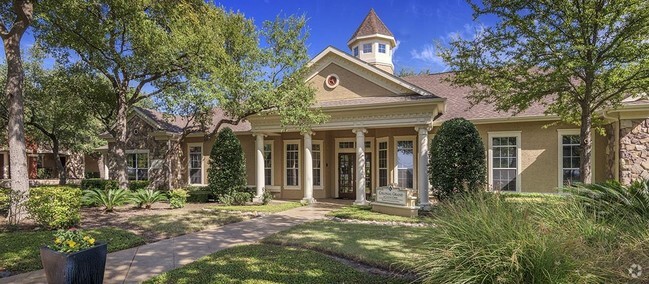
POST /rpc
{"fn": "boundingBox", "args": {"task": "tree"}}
[0,0,33,225]
[429,118,486,201]
[35,1,324,189]
[208,128,246,198]
[439,0,649,183]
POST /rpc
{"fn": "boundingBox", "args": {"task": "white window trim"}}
[283,140,300,190]
[362,43,372,53]
[487,131,522,192]
[376,137,390,188]
[334,137,374,198]
[187,143,204,185]
[126,149,150,181]
[312,140,324,190]
[378,43,386,53]
[557,129,595,188]
[393,136,417,190]
[264,141,274,186]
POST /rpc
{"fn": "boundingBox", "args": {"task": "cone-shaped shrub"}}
[429,118,486,201]
[208,128,247,198]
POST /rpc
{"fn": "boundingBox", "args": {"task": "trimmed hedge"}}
[128,180,150,191]
[80,178,118,191]
[26,186,82,229]
[187,190,211,203]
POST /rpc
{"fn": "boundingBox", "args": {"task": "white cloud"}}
[392,40,401,55]
[410,44,446,67]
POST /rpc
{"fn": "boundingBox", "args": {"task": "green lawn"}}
[128,210,248,239]
[144,244,409,284]
[211,201,302,213]
[0,227,145,274]
[327,205,432,223]
[263,221,432,273]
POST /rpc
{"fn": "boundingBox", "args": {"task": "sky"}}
[6,0,491,74]
[214,0,489,73]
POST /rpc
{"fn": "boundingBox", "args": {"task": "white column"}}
[416,126,432,210]
[254,133,265,202]
[353,128,368,205]
[302,132,315,203]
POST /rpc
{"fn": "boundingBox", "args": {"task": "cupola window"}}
[363,43,372,53]
[378,43,386,53]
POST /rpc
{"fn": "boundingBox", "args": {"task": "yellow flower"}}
[54,238,62,244]
[83,236,89,241]
[67,240,77,248]
[87,238,95,245]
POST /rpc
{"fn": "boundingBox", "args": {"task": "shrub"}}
[428,118,486,201]
[208,128,246,197]
[49,228,97,253]
[26,186,82,229]
[84,172,100,179]
[80,178,118,191]
[168,189,189,209]
[83,188,131,212]
[261,191,273,205]
[131,189,168,209]
[128,180,150,191]
[0,188,9,216]
[566,179,649,220]
[220,191,250,206]
[187,190,211,203]
[36,168,53,179]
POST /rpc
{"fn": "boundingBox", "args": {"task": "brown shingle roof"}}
[317,94,439,108]
[401,73,550,121]
[136,107,251,133]
[348,9,394,42]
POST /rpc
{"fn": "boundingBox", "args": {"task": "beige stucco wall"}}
[308,63,395,102]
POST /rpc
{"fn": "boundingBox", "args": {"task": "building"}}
[91,9,649,207]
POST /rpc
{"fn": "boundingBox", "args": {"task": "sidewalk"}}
[0,202,339,284]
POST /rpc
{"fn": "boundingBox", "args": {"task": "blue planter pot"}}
[40,243,107,284]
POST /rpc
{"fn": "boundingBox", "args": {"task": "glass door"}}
[338,153,355,199]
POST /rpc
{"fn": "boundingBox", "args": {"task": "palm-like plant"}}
[131,189,168,209]
[83,188,132,212]
[566,179,649,220]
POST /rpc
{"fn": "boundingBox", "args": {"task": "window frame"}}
[353,46,359,57]
[312,140,324,190]
[283,140,300,190]
[187,143,204,185]
[126,149,150,181]
[376,137,390,187]
[362,43,372,53]
[487,131,522,192]
[557,129,583,187]
[264,141,274,186]
[393,136,417,190]
[378,43,386,53]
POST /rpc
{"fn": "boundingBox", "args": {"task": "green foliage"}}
[83,188,131,212]
[261,191,273,205]
[416,192,649,283]
[214,202,302,213]
[429,118,486,201]
[566,179,649,221]
[219,192,251,206]
[169,189,189,209]
[208,128,247,197]
[80,179,118,191]
[0,188,9,216]
[144,244,406,284]
[36,168,53,179]
[0,227,145,275]
[49,228,97,253]
[25,186,82,229]
[128,180,150,192]
[187,190,211,203]
[131,189,168,209]
[326,206,428,224]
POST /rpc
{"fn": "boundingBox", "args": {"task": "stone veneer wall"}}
[619,118,649,184]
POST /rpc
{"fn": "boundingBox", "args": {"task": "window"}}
[339,141,354,149]
[378,140,388,187]
[36,154,44,168]
[363,43,372,53]
[559,131,581,186]
[353,46,359,57]
[489,132,521,192]
[127,152,149,181]
[264,143,273,186]
[378,43,386,53]
[188,145,202,184]
[395,140,414,188]
[285,143,299,187]
[312,143,322,187]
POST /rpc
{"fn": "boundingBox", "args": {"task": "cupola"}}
[347,9,397,74]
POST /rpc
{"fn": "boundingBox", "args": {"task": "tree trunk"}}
[111,93,129,189]
[3,23,29,225]
[579,109,593,184]
[51,138,67,185]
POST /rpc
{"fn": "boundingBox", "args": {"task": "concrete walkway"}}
[1,202,340,284]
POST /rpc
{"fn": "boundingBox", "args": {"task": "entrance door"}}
[338,153,355,199]
[365,153,372,198]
